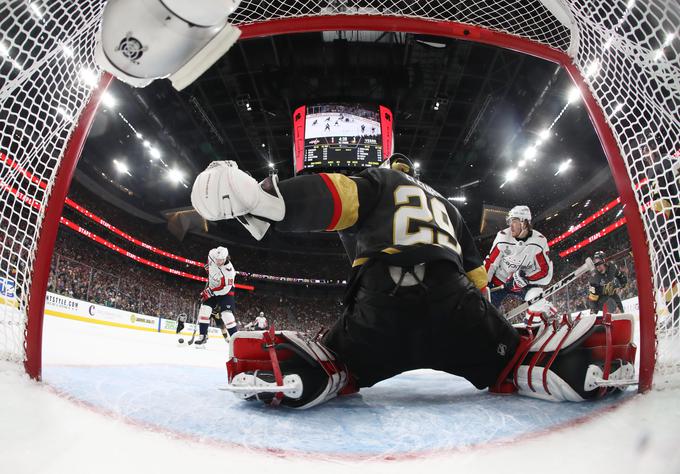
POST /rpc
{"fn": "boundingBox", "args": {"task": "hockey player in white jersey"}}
[195,246,239,346]
[244,312,268,330]
[485,206,554,318]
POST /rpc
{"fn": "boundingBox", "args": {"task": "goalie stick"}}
[504,257,595,322]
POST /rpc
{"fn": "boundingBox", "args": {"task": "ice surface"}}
[1,315,679,473]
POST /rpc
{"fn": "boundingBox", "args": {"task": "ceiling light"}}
[612,103,624,114]
[268,162,275,168]
[0,42,8,57]
[505,168,519,182]
[524,146,537,160]
[79,68,98,87]
[30,3,43,18]
[101,91,116,108]
[626,0,635,9]
[555,158,572,176]
[567,86,581,104]
[149,147,161,159]
[586,60,599,77]
[61,44,74,58]
[136,133,143,139]
[113,159,130,175]
[261,143,266,148]
[539,129,550,141]
[518,159,526,168]
[167,168,184,183]
[56,106,73,121]
[653,49,665,61]
[663,32,675,47]
[414,162,420,169]
[143,140,151,148]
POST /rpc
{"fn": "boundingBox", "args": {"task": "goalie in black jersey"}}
[190,155,636,408]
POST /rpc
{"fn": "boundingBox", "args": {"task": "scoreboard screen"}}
[293,103,393,174]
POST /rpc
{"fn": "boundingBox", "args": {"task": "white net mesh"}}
[0,1,105,363]
[1,0,678,387]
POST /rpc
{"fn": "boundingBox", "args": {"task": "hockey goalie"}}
[190,158,637,409]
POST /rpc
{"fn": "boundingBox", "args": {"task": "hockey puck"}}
[178,338,184,344]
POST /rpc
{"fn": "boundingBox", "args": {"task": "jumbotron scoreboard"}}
[293,103,393,174]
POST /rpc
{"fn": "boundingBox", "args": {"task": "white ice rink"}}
[1,315,679,474]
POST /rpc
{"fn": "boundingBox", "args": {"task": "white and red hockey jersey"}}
[255,315,268,329]
[484,228,553,288]
[206,261,236,296]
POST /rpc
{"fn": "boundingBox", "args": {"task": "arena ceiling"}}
[79,30,615,240]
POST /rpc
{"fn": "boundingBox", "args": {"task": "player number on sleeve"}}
[393,186,462,254]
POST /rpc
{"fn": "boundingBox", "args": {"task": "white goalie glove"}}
[191,161,286,240]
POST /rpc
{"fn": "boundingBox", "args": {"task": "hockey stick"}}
[186,300,200,345]
[504,257,595,321]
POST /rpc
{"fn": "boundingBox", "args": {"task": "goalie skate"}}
[223,327,356,408]
[221,372,304,401]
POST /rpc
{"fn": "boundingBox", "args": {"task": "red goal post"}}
[0,1,677,392]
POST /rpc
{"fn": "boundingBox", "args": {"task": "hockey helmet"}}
[507,205,532,224]
[209,246,229,265]
[593,251,606,266]
[380,153,418,177]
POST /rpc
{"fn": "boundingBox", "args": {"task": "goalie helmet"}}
[95,0,242,89]
[379,153,418,177]
[593,251,606,266]
[209,246,229,265]
[507,205,532,224]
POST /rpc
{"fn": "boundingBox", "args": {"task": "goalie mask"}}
[380,153,418,177]
[209,246,229,266]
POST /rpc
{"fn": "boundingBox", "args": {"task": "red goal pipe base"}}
[24,73,114,380]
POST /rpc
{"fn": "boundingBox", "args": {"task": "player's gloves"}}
[505,271,528,293]
[191,161,285,241]
[603,281,616,296]
[614,272,627,288]
[201,288,214,301]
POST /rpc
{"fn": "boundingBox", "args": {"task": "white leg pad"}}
[221,310,236,328]
[198,304,212,324]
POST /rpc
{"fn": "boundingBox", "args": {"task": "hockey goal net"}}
[1,1,678,391]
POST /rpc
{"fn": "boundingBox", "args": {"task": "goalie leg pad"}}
[224,329,355,409]
[509,313,637,402]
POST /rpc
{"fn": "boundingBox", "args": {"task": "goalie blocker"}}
[223,313,636,408]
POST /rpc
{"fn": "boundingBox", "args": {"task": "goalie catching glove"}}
[222,328,358,408]
[191,161,285,240]
[493,313,637,402]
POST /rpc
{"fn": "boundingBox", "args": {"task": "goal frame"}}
[23,15,656,392]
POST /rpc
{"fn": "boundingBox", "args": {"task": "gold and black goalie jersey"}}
[276,167,487,290]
